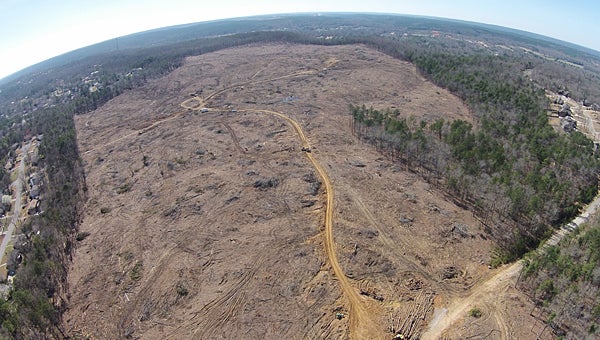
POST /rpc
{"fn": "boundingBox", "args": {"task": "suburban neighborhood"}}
[0,135,43,295]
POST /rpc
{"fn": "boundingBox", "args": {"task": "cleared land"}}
[65,44,542,339]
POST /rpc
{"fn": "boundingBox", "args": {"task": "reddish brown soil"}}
[64,44,540,339]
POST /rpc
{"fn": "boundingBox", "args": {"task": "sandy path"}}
[246,108,376,338]
[179,69,377,338]
[423,191,600,339]
[422,262,521,339]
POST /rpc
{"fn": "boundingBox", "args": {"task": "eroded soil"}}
[65,44,541,339]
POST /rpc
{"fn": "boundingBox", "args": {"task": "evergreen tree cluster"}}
[351,51,599,263]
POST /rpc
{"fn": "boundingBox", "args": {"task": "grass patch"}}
[120,251,134,262]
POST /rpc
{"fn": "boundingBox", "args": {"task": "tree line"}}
[350,50,599,264]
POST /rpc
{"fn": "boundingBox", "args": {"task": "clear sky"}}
[1,0,599,80]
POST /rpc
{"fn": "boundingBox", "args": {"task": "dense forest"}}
[350,50,600,263]
[520,218,600,337]
[0,13,599,338]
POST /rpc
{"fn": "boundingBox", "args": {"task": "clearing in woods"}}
[64,44,544,339]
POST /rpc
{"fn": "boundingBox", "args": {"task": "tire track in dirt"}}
[195,68,377,338]
[421,261,522,340]
[117,217,217,337]
[192,70,317,108]
[493,309,510,340]
[221,122,245,154]
[192,256,264,338]
[244,108,378,339]
[165,255,267,339]
[83,110,187,155]
[343,184,461,296]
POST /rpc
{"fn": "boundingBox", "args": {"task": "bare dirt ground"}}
[547,91,600,143]
[65,44,542,339]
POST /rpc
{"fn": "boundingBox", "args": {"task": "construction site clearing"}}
[64,44,548,339]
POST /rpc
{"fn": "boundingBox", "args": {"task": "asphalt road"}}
[0,142,28,269]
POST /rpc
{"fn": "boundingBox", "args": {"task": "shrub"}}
[130,261,143,281]
[176,284,189,297]
[75,232,90,241]
[116,182,132,194]
[468,307,483,318]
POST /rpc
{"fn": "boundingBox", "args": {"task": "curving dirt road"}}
[180,70,377,338]
[246,109,375,338]
[181,70,316,112]
[82,69,376,338]
[422,192,600,339]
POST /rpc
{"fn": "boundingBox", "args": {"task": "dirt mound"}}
[64,44,522,339]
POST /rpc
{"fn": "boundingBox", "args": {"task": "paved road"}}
[0,142,28,267]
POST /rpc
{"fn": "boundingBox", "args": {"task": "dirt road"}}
[179,69,376,337]
[68,45,482,339]
[246,109,375,338]
[422,191,600,339]
[182,73,376,336]
[422,262,521,339]
[177,67,377,338]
